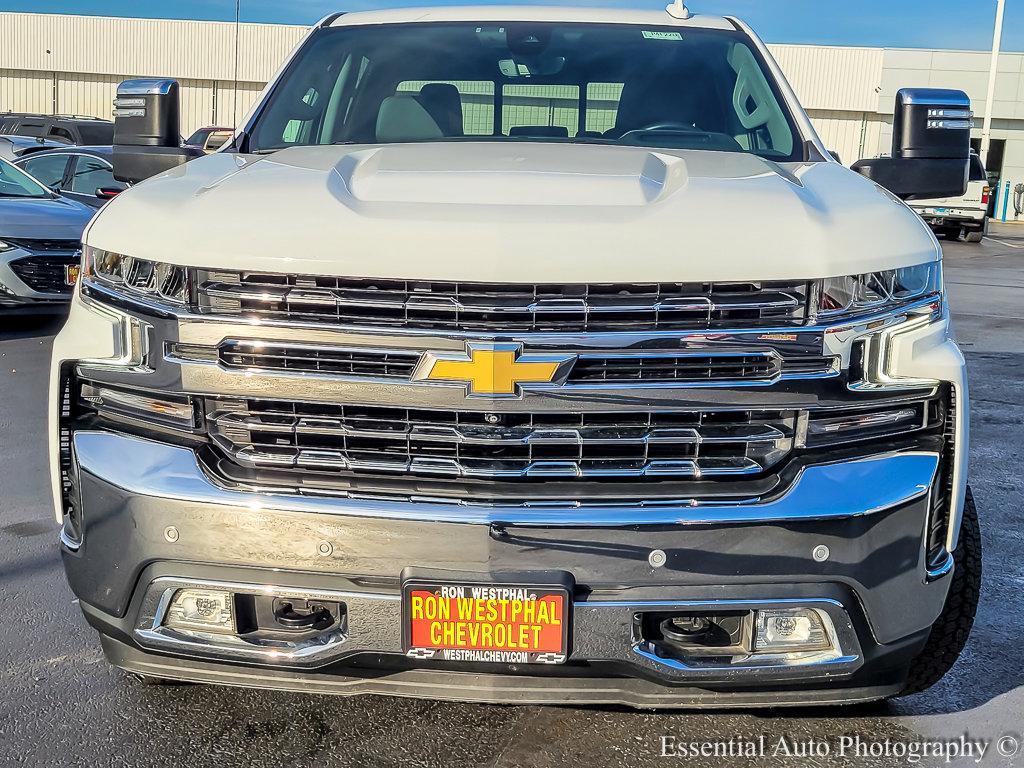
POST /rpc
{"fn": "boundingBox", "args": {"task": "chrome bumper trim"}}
[73,430,938,527]
[132,577,862,677]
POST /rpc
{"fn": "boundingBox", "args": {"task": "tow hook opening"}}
[640,611,752,658]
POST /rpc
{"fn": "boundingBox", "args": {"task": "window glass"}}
[503,84,579,137]
[48,127,75,143]
[396,81,495,136]
[22,154,69,188]
[16,122,46,137]
[249,23,802,161]
[69,156,119,194]
[0,158,50,197]
[585,83,624,135]
[76,123,114,145]
[186,128,213,146]
[969,155,987,182]
[205,131,233,151]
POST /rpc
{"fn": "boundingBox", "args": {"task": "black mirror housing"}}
[112,79,203,184]
[852,88,972,201]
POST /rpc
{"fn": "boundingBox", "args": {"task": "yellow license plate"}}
[64,264,81,286]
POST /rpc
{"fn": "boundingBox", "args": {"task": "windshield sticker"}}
[642,30,683,41]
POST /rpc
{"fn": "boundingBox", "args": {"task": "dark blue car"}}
[0,157,94,313]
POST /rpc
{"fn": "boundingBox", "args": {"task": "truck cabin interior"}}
[249,22,800,161]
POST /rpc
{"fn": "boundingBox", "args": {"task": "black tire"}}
[965,229,984,243]
[940,227,962,241]
[897,487,982,696]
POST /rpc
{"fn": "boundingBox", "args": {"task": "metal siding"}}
[768,44,884,113]
[0,12,306,82]
[0,68,52,114]
[805,109,887,165]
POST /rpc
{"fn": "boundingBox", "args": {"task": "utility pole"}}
[980,0,1006,166]
[232,0,241,128]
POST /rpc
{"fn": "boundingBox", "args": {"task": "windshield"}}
[185,128,213,146]
[248,22,802,160]
[0,157,52,198]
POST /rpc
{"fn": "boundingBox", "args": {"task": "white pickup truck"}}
[910,152,990,243]
[49,4,980,709]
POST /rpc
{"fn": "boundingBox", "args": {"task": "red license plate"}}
[403,581,569,665]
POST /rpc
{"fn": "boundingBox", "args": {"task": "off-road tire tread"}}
[898,487,981,696]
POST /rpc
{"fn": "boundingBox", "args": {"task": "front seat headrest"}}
[375,94,445,143]
[416,83,465,137]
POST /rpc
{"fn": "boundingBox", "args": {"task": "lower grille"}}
[208,399,797,480]
[9,255,79,294]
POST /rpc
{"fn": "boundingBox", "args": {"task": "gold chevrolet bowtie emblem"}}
[414,343,576,397]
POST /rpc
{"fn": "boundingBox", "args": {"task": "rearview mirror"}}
[852,89,972,201]
[112,79,203,184]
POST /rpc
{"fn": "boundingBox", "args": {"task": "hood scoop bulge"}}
[333,144,690,207]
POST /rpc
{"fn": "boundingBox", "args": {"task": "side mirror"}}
[828,150,842,164]
[96,187,122,200]
[112,79,203,184]
[852,88,972,201]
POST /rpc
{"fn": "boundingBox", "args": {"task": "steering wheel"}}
[616,121,702,143]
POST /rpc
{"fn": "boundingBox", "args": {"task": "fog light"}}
[754,608,831,653]
[164,589,235,634]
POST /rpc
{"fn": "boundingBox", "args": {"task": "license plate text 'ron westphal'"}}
[408,586,566,658]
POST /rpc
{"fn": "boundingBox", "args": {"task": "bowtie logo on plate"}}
[413,343,576,397]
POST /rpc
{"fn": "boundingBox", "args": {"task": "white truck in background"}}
[910,152,990,243]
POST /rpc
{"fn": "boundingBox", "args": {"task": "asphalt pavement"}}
[1,227,1022,768]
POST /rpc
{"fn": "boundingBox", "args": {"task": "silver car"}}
[0,157,94,313]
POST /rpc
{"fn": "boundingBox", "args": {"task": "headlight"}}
[818,262,942,319]
[82,244,190,305]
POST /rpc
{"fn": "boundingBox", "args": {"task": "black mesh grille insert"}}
[9,255,79,294]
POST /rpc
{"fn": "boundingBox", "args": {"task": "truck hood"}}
[87,143,939,283]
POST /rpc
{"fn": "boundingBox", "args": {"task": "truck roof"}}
[327,6,737,31]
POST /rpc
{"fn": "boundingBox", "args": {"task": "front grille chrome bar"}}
[207,399,795,481]
[197,271,811,333]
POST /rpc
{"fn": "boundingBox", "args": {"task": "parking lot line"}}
[984,237,1024,249]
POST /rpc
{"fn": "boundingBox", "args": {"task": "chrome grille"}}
[219,342,421,379]
[569,354,778,383]
[216,341,837,385]
[197,271,811,332]
[208,399,796,480]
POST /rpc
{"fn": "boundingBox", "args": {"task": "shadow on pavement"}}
[0,313,67,340]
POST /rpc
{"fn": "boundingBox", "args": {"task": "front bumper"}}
[63,429,949,707]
